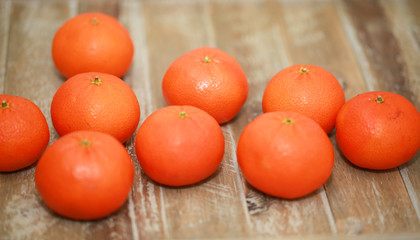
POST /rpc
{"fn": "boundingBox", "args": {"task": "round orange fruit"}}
[51,72,140,143]
[0,95,50,172]
[135,105,225,186]
[336,91,420,170]
[35,130,134,220]
[52,12,134,78]
[262,64,345,133]
[237,111,334,199]
[162,47,249,124]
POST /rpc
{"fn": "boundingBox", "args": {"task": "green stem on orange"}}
[179,111,188,118]
[80,139,91,147]
[375,95,384,104]
[203,56,212,63]
[1,100,9,109]
[283,118,294,125]
[91,76,102,85]
[299,67,309,74]
[91,17,99,25]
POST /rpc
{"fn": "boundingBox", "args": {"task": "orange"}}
[262,64,345,133]
[35,130,134,220]
[0,95,49,172]
[135,105,225,186]
[162,47,249,124]
[52,12,134,78]
[51,72,140,143]
[336,91,420,170]
[237,111,334,199]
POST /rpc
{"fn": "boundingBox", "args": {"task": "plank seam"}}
[202,0,253,231]
[0,0,11,94]
[320,186,338,234]
[399,164,420,222]
[334,0,375,92]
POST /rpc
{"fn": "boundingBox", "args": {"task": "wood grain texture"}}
[209,0,336,236]
[0,1,134,240]
[139,1,252,238]
[0,0,10,93]
[1,0,420,239]
[373,0,420,222]
[329,0,420,235]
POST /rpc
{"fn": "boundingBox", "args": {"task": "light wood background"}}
[1,0,420,239]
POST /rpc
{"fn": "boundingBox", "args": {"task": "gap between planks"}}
[334,0,420,223]
[0,0,11,94]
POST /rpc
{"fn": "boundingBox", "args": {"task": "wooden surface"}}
[1,0,420,239]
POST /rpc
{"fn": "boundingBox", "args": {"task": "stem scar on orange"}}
[336,91,420,170]
[262,64,345,133]
[162,47,249,124]
[35,130,134,220]
[52,12,134,78]
[135,105,225,186]
[51,72,140,143]
[237,111,334,199]
[0,95,50,172]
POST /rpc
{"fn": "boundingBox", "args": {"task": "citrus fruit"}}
[336,91,420,170]
[237,111,334,199]
[52,12,134,78]
[135,105,225,186]
[262,64,345,133]
[162,47,249,124]
[0,95,50,172]
[35,130,134,220]
[51,72,140,143]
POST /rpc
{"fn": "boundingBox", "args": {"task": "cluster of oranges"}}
[1,12,419,220]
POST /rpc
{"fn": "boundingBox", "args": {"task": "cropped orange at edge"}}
[0,95,50,172]
[162,46,249,124]
[262,64,345,133]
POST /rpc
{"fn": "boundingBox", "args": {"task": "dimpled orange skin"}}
[51,72,140,143]
[135,105,225,186]
[162,47,249,124]
[0,95,50,172]
[237,111,334,199]
[262,65,345,133]
[336,91,420,170]
[35,130,134,220]
[52,12,134,78]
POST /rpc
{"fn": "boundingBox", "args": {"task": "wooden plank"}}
[328,0,420,235]
[135,1,251,238]
[376,0,420,222]
[0,1,134,240]
[120,1,166,239]
[79,0,120,17]
[0,0,10,93]
[209,0,337,236]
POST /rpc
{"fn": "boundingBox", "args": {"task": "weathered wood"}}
[374,0,420,222]
[136,1,252,238]
[120,1,167,239]
[1,0,420,239]
[79,0,120,17]
[0,1,134,240]
[209,0,336,236]
[328,0,420,234]
[0,0,10,93]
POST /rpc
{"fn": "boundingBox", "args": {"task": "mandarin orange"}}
[262,64,345,133]
[162,47,248,124]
